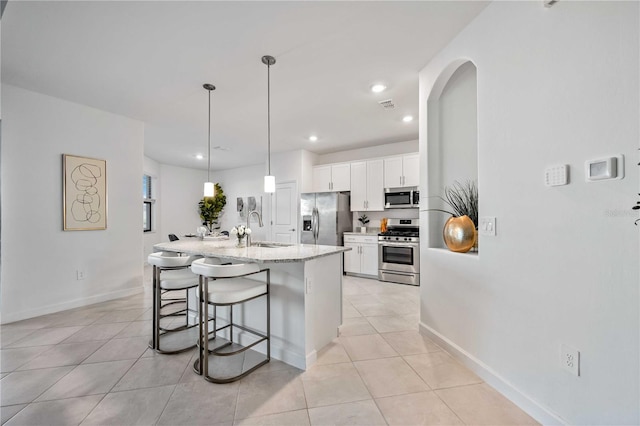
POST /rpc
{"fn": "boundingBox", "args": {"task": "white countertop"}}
[154,239,350,264]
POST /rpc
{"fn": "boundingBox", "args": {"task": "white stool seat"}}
[160,269,199,290]
[202,278,267,304]
[148,252,201,268]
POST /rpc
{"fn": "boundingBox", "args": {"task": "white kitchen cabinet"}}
[384,153,419,188]
[313,163,351,192]
[344,234,378,278]
[350,159,384,211]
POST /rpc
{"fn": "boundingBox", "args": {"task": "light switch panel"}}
[479,217,496,236]
[545,164,569,187]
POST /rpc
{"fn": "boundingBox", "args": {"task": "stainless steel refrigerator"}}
[301,192,351,246]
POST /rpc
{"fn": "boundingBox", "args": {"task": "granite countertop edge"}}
[153,240,350,264]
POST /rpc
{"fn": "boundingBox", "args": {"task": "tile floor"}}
[0,269,538,425]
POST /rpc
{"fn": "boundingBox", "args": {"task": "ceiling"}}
[2,1,488,171]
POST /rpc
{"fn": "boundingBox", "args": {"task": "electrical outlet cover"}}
[561,344,580,376]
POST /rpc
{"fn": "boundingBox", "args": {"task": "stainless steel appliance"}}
[301,192,351,246]
[384,187,419,209]
[378,218,420,286]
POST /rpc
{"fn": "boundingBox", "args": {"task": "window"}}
[143,174,155,232]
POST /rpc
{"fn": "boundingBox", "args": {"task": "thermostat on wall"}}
[585,155,624,182]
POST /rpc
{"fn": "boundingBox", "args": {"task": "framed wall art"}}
[63,154,107,230]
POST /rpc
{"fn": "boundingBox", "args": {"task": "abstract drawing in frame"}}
[63,154,107,230]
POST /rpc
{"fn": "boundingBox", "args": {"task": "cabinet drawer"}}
[344,235,378,244]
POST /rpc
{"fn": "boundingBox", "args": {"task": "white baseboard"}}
[1,286,144,324]
[419,322,565,425]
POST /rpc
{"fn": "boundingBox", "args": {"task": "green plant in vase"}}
[198,183,227,233]
[358,213,370,233]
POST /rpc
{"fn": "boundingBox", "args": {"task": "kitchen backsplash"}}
[351,209,419,231]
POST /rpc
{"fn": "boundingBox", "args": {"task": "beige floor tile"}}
[342,302,362,319]
[92,308,150,324]
[36,360,135,401]
[114,320,152,338]
[235,368,306,420]
[381,330,442,355]
[0,366,74,406]
[354,357,430,398]
[308,400,386,426]
[404,352,482,390]
[343,294,380,304]
[82,336,149,364]
[350,302,399,317]
[157,380,239,425]
[111,351,192,392]
[0,404,27,424]
[376,391,463,425]
[17,341,105,370]
[234,409,310,426]
[366,315,418,333]
[301,363,370,408]
[338,317,377,337]
[63,323,129,343]
[0,329,38,348]
[6,326,85,348]
[315,340,351,365]
[80,385,174,425]
[435,383,539,425]
[46,311,107,328]
[339,334,398,361]
[5,394,103,426]
[0,346,53,373]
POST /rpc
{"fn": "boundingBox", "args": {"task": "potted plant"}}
[198,183,227,233]
[428,180,478,253]
[358,213,370,233]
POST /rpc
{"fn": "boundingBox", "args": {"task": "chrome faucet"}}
[246,210,263,247]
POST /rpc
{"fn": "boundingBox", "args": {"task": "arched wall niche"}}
[426,59,478,250]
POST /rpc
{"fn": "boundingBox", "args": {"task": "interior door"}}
[271,181,298,243]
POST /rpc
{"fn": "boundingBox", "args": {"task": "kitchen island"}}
[153,239,350,370]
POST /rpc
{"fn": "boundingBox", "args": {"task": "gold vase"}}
[443,215,477,253]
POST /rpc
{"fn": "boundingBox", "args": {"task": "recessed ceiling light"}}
[195,154,204,160]
[371,84,386,93]
[402,115,414,123]
[309,135,318,142]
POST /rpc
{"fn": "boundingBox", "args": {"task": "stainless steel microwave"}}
[384,187,419,209]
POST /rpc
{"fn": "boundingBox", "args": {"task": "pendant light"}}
[262,55,276,193]
[203,83,216,197]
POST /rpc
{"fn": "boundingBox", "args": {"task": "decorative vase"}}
[360,226,367,234]
[443,215,477,253]
[236,237,245,247]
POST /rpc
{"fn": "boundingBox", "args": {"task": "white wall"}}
[1,84,145,323]
[158,163,206,241]
[316,140,418,165]
[419,2,639,424]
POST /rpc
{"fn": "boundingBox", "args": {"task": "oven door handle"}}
[379,242,419,248]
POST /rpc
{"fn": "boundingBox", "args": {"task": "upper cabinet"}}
[312,163,351,192]
[384,153,420,188]
[350,159,384,211]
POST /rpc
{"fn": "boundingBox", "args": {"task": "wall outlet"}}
[76,270,86,280]
[561,344,580,376]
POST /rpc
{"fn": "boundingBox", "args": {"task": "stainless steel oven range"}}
[378,218,420,286]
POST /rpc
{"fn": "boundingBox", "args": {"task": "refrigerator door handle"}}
[312,207,319,241]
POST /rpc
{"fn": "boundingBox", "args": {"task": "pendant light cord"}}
[207,88,212,183]
[267,61,271,176]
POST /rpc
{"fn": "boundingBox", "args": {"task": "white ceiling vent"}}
[378,99,395,110]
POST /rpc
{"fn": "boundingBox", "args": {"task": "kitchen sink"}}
[251,242,294,248]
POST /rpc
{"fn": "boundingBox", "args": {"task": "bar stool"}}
[147,251,204,354]
[191,259,270,383]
